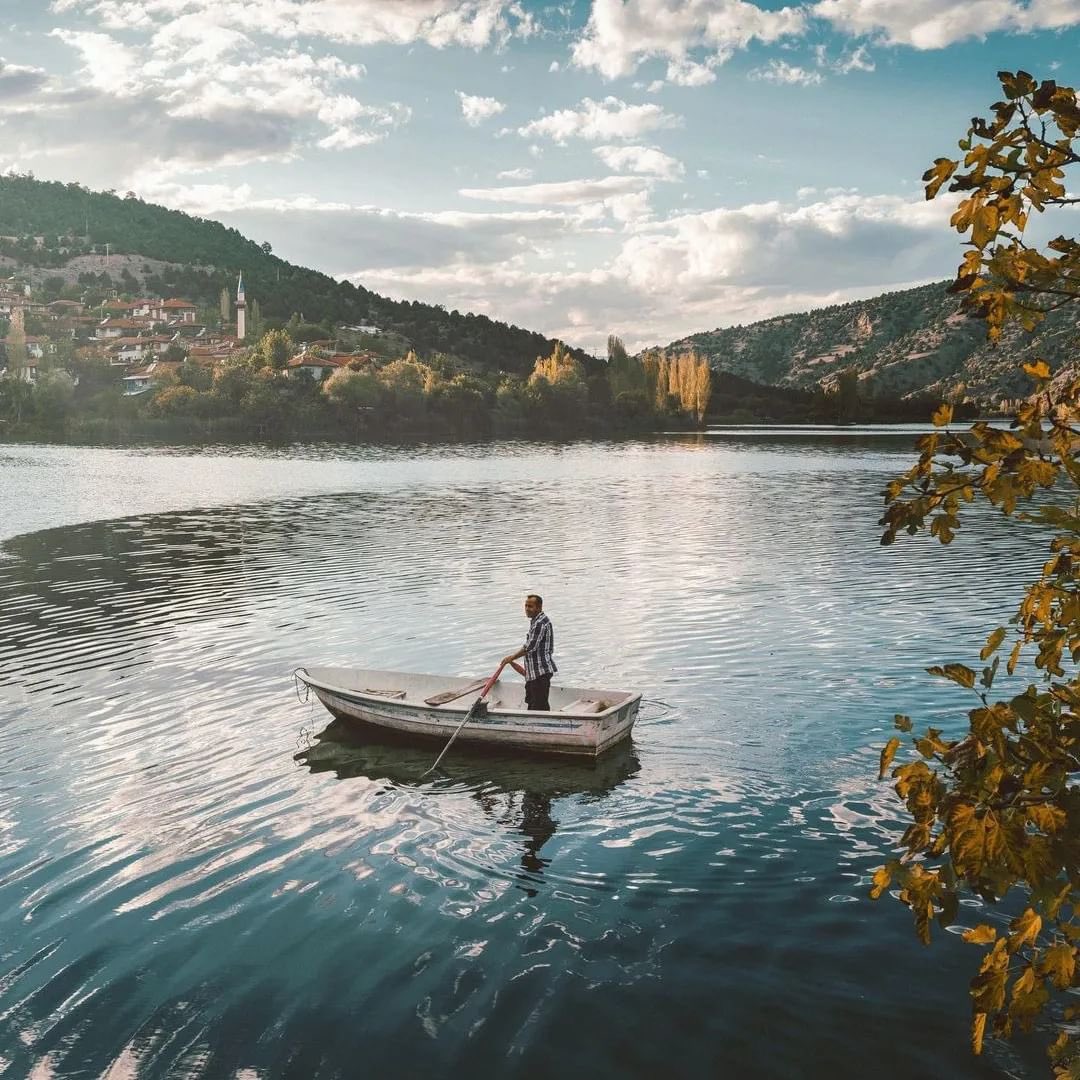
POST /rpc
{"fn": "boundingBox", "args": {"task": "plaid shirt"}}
[523,612,557,680]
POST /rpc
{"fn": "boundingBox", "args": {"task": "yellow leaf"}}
[869,865,892,900]
[923,157,958,200]
[963,924,998,945]
[1026,803,1066,834]
[927,663,976,689]
[1039,942,1077,989]
[971,1012,987,1056]
[1011,965,1037,1000]
[980,627,1007,660]
[1008,908,1042,952]
[1007,640,1023,676]
[932,402,954,427]
[879,737,901,780]
[893,714,913,732]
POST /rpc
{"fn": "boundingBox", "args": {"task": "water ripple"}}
[0,437,1048,1078]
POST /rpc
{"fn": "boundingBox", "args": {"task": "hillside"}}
[659,281,1080,404]
[0,174,591,376]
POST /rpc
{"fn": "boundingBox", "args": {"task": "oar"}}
[422,663,504,776]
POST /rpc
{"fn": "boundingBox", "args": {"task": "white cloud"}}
[835,44,875,72]
[35,29,411,171]
[52,0,536,51]
[812,0,1080,48]
[749,60,824,85]
[496,166,534,180]
[518,96,680,142]
[457,90,506,125]
[460,174,649,205]
[612,192,956,297]
[594,144,684,180]
[0,59,49,100]
[325,189,963,352]
[549,60,560,72]
[50,30,144,96]
[664,56,720,86]
[571,0,806,81]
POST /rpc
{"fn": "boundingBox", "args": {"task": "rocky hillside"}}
[660,281,1080,405]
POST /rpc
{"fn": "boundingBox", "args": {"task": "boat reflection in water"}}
[295,719,640,894]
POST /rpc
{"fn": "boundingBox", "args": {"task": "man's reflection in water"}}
[472,789,557,894]
[519,791,557,876]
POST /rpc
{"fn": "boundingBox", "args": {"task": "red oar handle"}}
[479,664,503,698]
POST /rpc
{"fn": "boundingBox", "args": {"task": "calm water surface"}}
[0,433,1052,1078]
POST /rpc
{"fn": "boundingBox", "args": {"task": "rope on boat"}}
[293,667,311,704]
[293,667,316,752]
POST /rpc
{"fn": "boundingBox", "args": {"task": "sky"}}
[0,1,1078,352]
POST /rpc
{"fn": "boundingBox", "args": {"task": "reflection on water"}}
[0,438,1049,1079]
[297,722,642,896]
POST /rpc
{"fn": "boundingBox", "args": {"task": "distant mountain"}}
[657,280,1080,404]
[0,174,592,376]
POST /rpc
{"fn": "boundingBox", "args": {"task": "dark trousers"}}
[525,674,552,711]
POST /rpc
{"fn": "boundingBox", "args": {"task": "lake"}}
[0,432,1051,1078]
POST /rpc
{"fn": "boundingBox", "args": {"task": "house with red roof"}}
[286,352,345,379]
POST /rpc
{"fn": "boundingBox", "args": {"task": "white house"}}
[162,298,198,323]
[122,367,156,395]
[23,336,54,361]
[0,358,38,384]
[96,318,148,339]
[108,337,153,365]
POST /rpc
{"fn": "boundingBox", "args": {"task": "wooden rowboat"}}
[294,667,642,758]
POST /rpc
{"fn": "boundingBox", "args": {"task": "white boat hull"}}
[295,667,641,758]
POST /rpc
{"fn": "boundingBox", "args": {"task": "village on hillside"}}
[0,254,719,440]
[0,272,386,396]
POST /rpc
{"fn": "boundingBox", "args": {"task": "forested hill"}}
[0,174,590,375]
[658,280,1080,403]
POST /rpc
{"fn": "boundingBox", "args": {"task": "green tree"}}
[32,370,76,423]
[874,70,1080,1075]
[608,333,647,399]
[322,366,384,414]
[177,361,212,392]
[379,353,429,423]
[253,329,292,371]
[152,385,199,416]
[249,297,262,339]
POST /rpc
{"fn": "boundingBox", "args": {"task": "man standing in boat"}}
[502,594,556,711]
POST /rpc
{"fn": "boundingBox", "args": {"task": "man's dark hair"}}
[527,593,543,608]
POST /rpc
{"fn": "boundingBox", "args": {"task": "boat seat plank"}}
[364,688,406,699]
[562,697,606,714]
